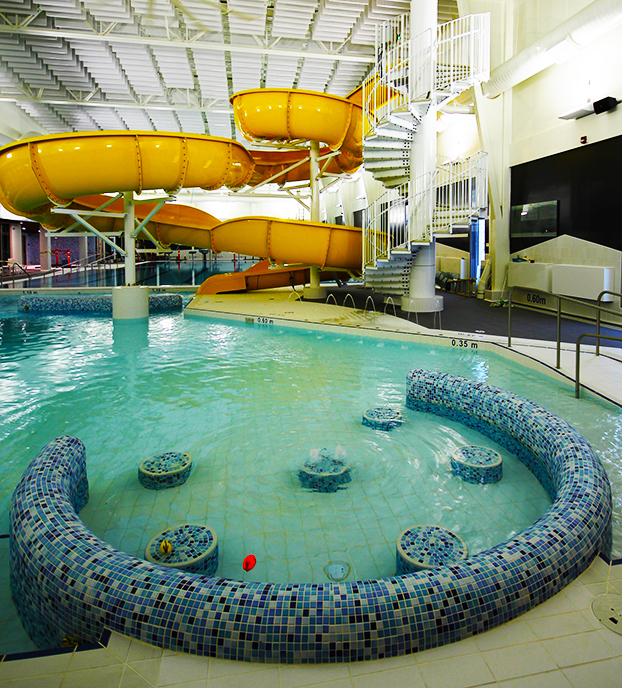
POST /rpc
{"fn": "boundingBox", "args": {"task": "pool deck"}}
[3,289,622,687]
[187,290,622,407]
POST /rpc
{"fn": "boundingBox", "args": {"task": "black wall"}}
[510,134,622,254]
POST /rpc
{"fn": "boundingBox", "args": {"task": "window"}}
[510,201,558,238]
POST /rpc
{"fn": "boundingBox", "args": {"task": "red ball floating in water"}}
[242,554,256,572]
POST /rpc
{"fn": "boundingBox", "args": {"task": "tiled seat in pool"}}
[138,451,192,490]
[451,445,503,484]
[144,523,218,575]
[396,524,469,573]
[362,406,404,430]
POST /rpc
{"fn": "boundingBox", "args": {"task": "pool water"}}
[22,259,248,289]
[1,303,622,587]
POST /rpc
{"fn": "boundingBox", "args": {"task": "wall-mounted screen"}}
[510,201,558,238]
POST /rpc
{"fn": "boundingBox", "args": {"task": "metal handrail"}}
[575,333,622,398]
[596,290,622,355]
[1,261,31,287]
[508,284,622,370]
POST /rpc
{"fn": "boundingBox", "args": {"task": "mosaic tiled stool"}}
[362,406,404,430]
[451,446,503,484]
[145,524,218,575]
[396,525,468,574]
[138,451,191,490]
[298,449,351,493]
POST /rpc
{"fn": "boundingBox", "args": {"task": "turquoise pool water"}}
[2,298,622,652]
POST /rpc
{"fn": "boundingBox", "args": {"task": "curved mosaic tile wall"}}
[17,293,182,314]
[10,370,612,663]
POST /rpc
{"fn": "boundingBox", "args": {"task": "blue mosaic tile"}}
[451,446,503,484]
[9,371,612,663]
[138,452,192,490]
[362,407,404,430]
[397,525,468,573]
[145,524,218,575]
[17,293,182,315]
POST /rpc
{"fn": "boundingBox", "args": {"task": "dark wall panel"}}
[510,135,622,253]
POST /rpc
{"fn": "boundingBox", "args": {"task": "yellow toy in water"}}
[159,539,173,555]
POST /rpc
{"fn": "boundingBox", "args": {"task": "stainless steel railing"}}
[507,285,622,398]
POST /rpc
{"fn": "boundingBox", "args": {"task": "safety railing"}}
[434,151,488,233]
[363,182,409,268]
[365,13,491,137]
[0,261,31,287]
[596,291,622,355]
[365,13,411,134]
[364,150,488,268]
[576,333,622,398]
[508,286,622,396]
[412,14,491,107]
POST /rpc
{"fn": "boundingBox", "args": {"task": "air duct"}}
[482,0,622,98]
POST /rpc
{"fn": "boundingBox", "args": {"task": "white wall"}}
[510,21,622,166]
[175,191,306,223]
[437,114,481,160]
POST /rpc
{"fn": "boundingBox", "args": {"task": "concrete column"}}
[304,139,327,300]
[123,191,136,285]
[10,225,23,264]
[402,0,443,314]
[78,236,89,266]
[39,229,51,270]
[460,0,513,301]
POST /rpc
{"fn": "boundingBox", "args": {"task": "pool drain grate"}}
[592,594,622,635]
[324,561,350,581]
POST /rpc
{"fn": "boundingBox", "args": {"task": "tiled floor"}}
[2,292,622,687]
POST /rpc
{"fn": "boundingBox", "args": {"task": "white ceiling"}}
[0,0,459,141]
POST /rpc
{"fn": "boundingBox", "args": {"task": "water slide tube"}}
[0,89,364,291]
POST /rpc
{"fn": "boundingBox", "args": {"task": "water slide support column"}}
[39,230,51,271]
[303,139,327,300]
[124,191,136,286]
[112,191,149,320]
[401,0,443,314]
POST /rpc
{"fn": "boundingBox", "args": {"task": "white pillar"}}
[78,235,88,266]
[402,0,443,314]
[304,139,327,300]
[39,229,51,270]
[112,285,149,320]
[10,225,23,265]
[113,192,149,319]
[123,191,136,285]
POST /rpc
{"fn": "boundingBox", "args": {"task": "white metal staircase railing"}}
[363,181,409,269]
[434,150,488,234]
[362,12,490,272]
[363,150,488,270]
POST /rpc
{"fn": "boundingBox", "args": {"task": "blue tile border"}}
[17,293,182,314]
[9,370,612,663]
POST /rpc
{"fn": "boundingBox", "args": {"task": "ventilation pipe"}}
[482,0,622,99]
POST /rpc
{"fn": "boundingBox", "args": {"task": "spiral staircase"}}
[362,13,490,297]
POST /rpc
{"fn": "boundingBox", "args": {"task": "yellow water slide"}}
[0,88,364,291]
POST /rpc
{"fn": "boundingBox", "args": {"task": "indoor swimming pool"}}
[19,258,246,290]
[0,297,619,658]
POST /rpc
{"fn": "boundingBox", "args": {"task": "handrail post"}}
[575,333,583,398]
[596,291,605,356]
[507,285,514,347]
[556,296,562,369]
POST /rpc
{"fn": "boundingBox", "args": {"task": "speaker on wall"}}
[593,97,618,114]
